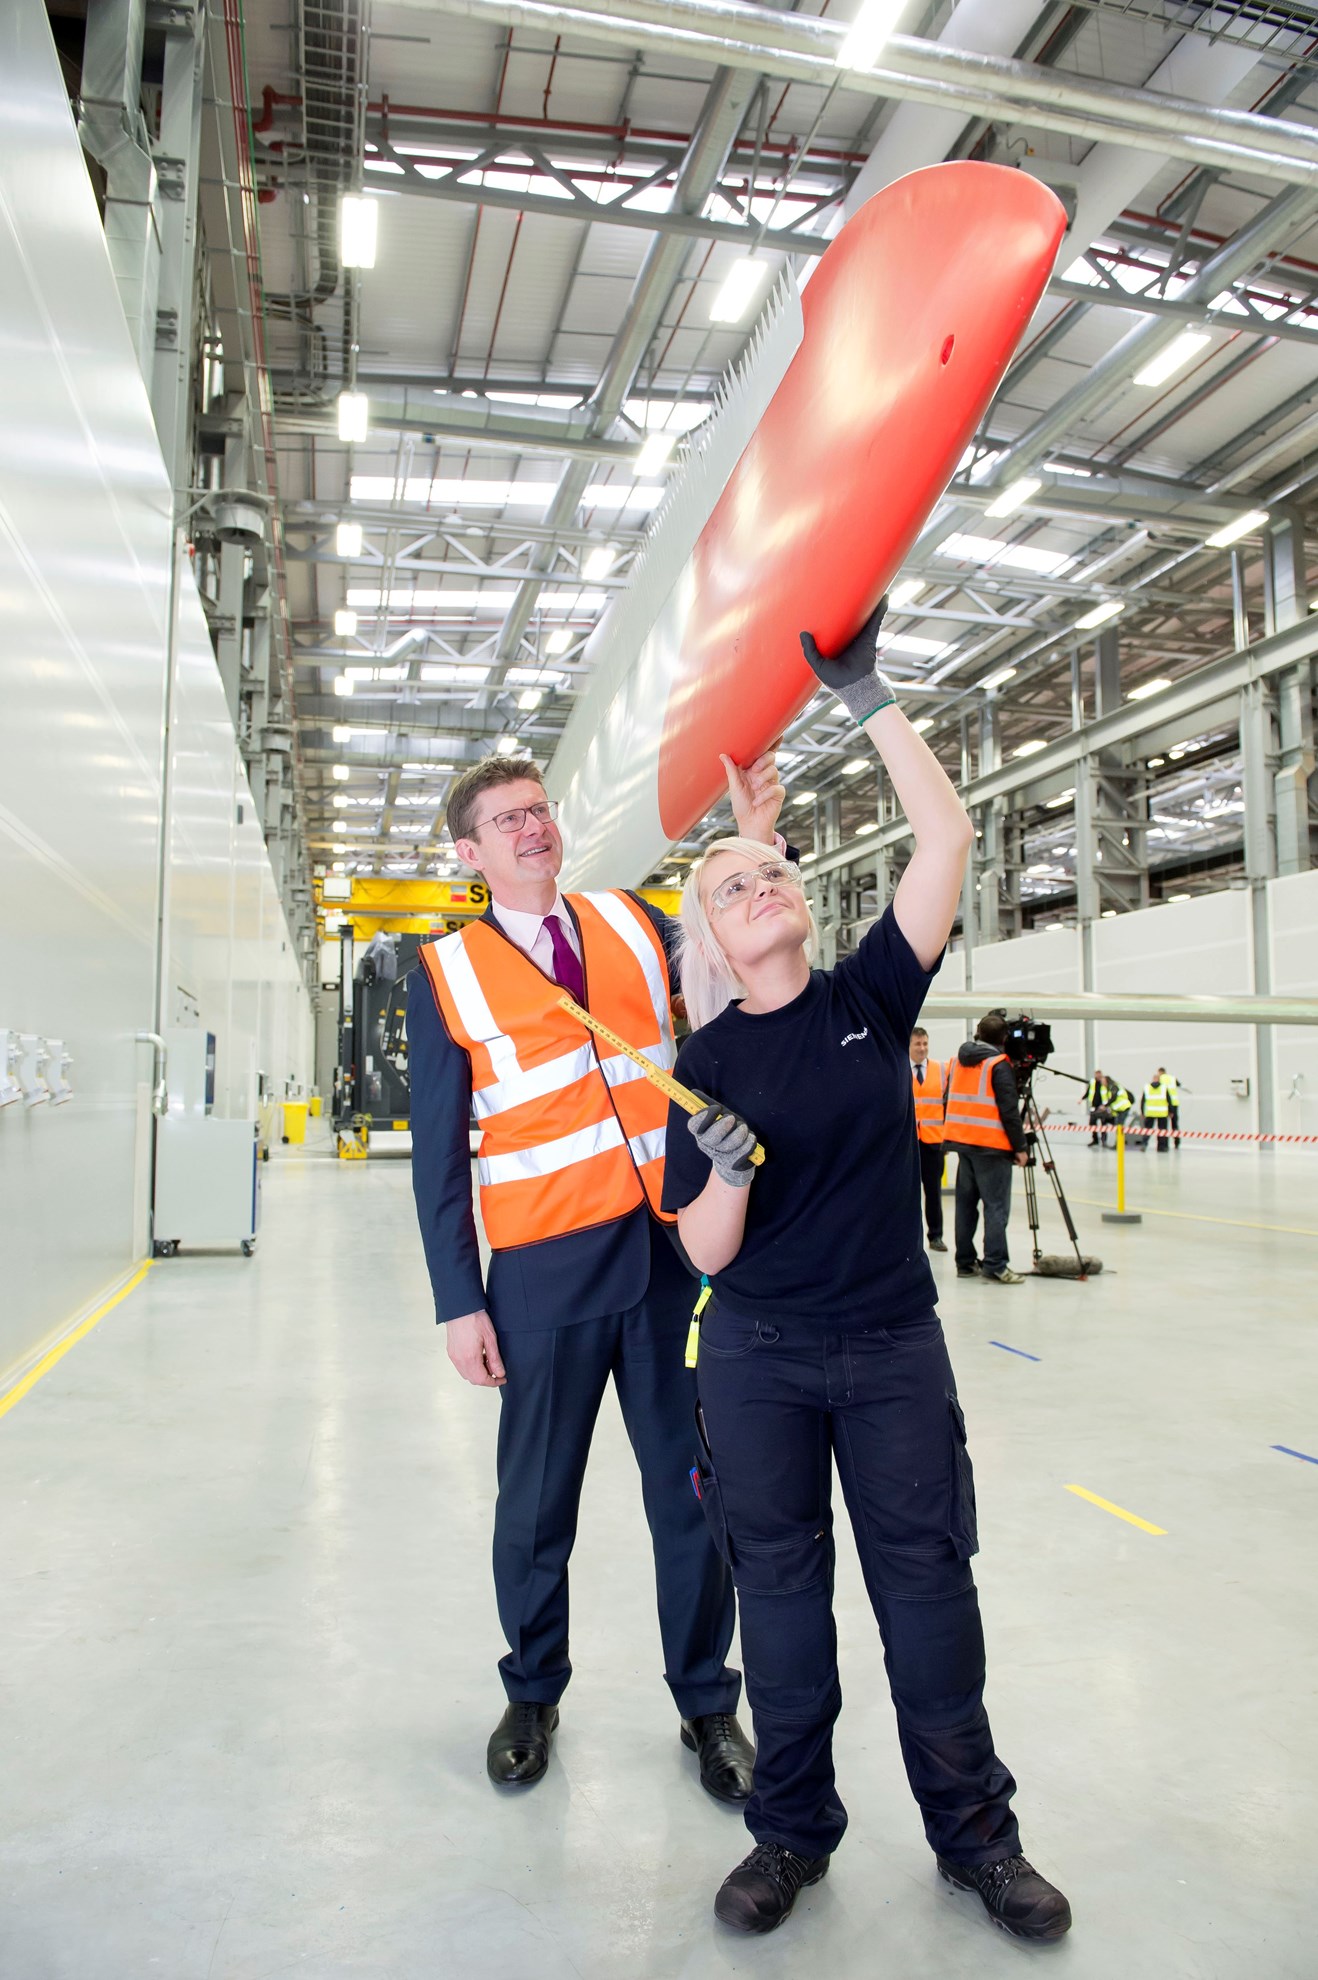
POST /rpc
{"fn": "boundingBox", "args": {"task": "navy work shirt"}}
[661,905,940,1328]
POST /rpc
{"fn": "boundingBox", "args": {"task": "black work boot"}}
[680,1711,755,1802]
[714,1842,830,1933]
[936,1852,1071,1942]
[486,1701,559,1787]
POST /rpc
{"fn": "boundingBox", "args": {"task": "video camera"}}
[988,1009,1054,1076]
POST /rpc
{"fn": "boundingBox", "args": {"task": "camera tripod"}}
[1016,1069,1094,1279]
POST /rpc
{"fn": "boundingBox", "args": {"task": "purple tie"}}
[544,914,586,1006]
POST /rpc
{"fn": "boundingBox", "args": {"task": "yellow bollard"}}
[1102,1125,1142,1224]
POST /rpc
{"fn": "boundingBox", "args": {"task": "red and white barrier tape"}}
[1039,1122,1318,1146]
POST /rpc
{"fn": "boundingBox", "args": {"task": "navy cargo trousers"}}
[694,1307,1019,1865]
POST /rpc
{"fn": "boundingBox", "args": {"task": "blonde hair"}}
[678,836,819,1030]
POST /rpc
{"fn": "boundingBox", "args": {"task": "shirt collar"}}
[490,889,568,944]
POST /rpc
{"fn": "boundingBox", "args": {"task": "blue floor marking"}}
[1273,1444,1318,1465]
[989,1340,1041,1362]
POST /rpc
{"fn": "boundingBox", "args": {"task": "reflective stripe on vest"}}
[419,890,677,1249]
[912,1058,945,1144]
[944,1053,1012,1152]
[1143,1082,1170,1118]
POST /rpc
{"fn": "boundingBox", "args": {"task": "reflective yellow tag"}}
[685,1317,701,1369]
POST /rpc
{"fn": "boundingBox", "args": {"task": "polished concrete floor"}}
[2,1129,1317,1978]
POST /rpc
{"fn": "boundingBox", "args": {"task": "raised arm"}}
[800,598,973,970]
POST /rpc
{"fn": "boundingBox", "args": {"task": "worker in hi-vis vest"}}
[909,1026,948,1250]
[1157,1065,1182,1147]
[943,1014,1031,1285]
[1142,1072,1173,1152]
[1085,1070,1114,1148]
[408,743,789,1800]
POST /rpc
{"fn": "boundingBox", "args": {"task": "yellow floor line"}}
[1068,1197,1318,1238]
[1066,1484,1167,1535]
[0,1262,152,1424]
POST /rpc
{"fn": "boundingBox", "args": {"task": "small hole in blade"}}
[941,335,955,366]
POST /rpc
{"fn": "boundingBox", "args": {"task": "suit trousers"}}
[493,1290,741,1719]
[917,1138,945,1240]
[695,1308,1019,1865]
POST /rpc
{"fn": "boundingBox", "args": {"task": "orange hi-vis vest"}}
[418,890,677,1251]
[912,1058,946,1145]
[944,1053,1013,1152]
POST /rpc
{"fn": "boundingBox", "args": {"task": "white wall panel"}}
[970,928,1085,1107]
[0,0,170,1379]
[1267,870,1318,1140]
[0,0,309,1384]
[1093,892,1254,1134]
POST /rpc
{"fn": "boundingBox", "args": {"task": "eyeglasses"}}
[474,799,559,836]
[708,858,801,916]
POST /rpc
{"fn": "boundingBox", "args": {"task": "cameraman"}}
[944,1014,1030,1286]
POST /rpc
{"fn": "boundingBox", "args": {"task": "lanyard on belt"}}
[685,1276,712,1368]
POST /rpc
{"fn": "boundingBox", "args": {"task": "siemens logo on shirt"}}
[840,1028,870,1048]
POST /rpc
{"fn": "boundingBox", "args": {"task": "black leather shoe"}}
[714,1842,829,1933]
[956,1260,981,1278]
[929,1237,948,1252]
[486,1702,559,1787]
[680,1711,755,1802]
[936,1853,1071,1942]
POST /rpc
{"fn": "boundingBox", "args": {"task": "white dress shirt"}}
[490,890,580,978]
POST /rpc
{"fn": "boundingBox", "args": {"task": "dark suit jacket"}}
[408,892,693,1333]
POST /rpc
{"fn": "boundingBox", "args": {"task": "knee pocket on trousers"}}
[870,1543,974,1601]
[731,1526,832,1596]
[948,1394,979,1561]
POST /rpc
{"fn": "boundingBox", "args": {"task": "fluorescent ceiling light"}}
[1168,892,1192,903]
[800,852,817,865]
[339,195,379,269]
[841,758,868,777]
[1075,599,1124,631]
[495,737,522,756]
[582,544,617,581]
[888,578,924,611]
[979,666,1017,691]
[349,476,662,512]
[332,725,352,743]
[1013,739,1048,758]
[880,633,947,658]
[331,861,346,873]
[332,794,350,808]
[636,430,677,475]
[518,690,543,710]
[333,675,353,697]
[912,717,935,734]
[420,663,490,684]
[709,257,769,326]
[1205,508,1269,550]
[337,391,370,443]
[1147,755,1166,768]
[336,521,363,557]
[332,842,349,853]
[984,475,1042,520]
[1133,330,1210,388]
[1045,788,1075,809]
[792,790,816,805]
[939,532,1072,577]
[837,0,909,70]
[1127,677,1172,702]
[334,608,358,637]
[332,764,351,781]
[856,820,879,835]
[545,628,573,655]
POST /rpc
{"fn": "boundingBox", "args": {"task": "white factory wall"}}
[931,878,1318,1140]
[0,0,309,1387]
[1268,869,1318,1141]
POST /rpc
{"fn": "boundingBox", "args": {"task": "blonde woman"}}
[661,604,1070,1945]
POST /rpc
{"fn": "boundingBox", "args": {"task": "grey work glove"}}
[799,596,898,726]
[688,1094,757,1188]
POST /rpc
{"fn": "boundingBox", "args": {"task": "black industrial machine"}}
[333,930,422,1154]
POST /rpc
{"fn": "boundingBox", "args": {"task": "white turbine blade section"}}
[551,273,805,890]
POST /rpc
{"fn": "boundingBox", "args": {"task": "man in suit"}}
[409,746,785,1797]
